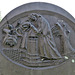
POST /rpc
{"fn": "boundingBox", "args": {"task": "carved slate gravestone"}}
[0,2,75,75]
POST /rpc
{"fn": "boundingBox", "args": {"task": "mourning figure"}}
[20,13,62,59]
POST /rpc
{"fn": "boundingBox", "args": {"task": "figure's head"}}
[28,13,41,22]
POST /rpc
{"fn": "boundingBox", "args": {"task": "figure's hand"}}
[29,24,34,28]
[37,30,43,36]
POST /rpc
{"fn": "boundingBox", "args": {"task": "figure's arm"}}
[30,24,39,33]
[30,24,43,35]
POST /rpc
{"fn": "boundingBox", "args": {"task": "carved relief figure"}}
[52,20,75,55]
[20,13,62,59]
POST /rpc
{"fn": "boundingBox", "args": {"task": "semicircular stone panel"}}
[0,2,75,70]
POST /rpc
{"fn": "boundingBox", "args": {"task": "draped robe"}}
[21,16,62,59]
